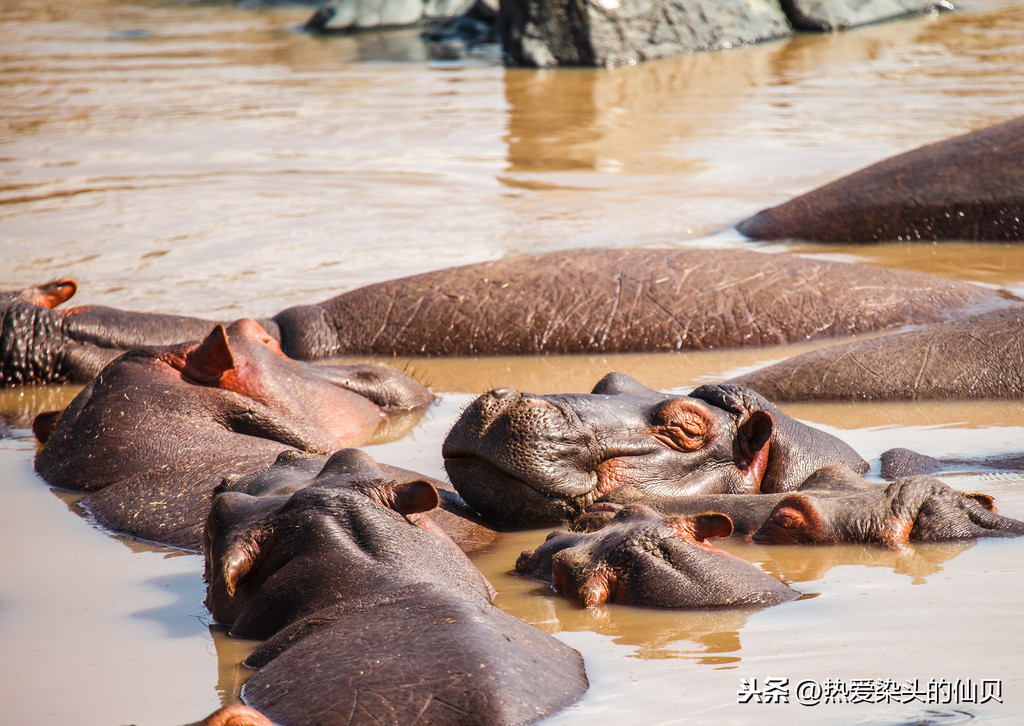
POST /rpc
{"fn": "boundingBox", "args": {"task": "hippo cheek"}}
[443,456,596,526]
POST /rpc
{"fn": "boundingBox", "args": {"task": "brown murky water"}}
[2,0,1024,724]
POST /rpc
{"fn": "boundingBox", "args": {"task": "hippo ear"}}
[737,410,772,467]
[755,495,823,544]
[32,410,62,444]
[185,325,236,384]
[221,536,263,600]
[25,279,77,309]
[382,480,440,515]
[675,512,734,542]
[964,492,997,512]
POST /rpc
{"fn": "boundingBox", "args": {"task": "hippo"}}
[737,115,1024,243]
[204,472,589,725]
[442,374,866,526]
[751,465,1024,548]
[515,504,799,609]
[880,447,1024,479]
[730,305,1024,400]
[2,248,1007,386]
[216,448,502,555]
[34,318,431,551]
[592,465,1024,547]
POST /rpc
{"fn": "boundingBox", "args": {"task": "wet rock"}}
[782,0,949,32]
[500,0,792,68]
[306,0,487,33]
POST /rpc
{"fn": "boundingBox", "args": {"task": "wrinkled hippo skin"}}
[516,504,798,608]
[593,465,1024,547]
[880,447,1024,480]
[3,248,1005,386]
[204,472,588,725]
[217,448,502,555]
[34,319,430,550]
[442,374,866,526]
[738,115,1024,243]
[752,465,1024,547]
[731,305,1024,401]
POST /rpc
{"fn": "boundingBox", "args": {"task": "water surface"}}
[2,0,1023,723]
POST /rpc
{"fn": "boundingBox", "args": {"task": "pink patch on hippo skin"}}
[754,496,824,545]
[593,458,636,498]
[580,569,618,608]
[884,516,916,548]
[199,704,274,726]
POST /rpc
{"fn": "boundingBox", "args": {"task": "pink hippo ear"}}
[221,534,263,600]
[964,492,997,512]
[736,410,772,472]
[24,279,77,309]
[184,325,236,384]
[672,512,734,542]
[373,480,440,515]
[754,495,823,544]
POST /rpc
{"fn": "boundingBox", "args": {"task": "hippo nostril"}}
[521,396,551,409]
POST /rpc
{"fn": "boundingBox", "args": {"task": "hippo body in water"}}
[2,248,1005,385]
[34,319,431,551]
[204,462,589,725]
[738,115,1024,243]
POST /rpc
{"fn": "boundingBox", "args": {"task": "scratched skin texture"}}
[737,115,1024,243]
[731,305,1024,400]
[272,248,1004,357]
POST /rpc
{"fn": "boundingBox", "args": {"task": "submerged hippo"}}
[593,465,1024,548]
[34,319,431,550]
[730,305,1024,400]
[738,115,1024,243]
[751,466,1024,548]
[442,374,866,526]
[204,472,589,725]
[516,504,798,609]
[216,447,501,555]
[1,247,1007,386]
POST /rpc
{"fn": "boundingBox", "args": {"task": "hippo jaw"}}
[442,454,600,526]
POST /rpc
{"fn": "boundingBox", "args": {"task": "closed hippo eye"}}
[650,399,713,452]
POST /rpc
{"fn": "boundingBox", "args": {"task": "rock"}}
[499,0,792,68]
[783,0,950,32]
[306,0,482,33]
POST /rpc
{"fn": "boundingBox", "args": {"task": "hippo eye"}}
[650,406,708,452]
[771,508,804,529]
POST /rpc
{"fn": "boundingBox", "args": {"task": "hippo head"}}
[443,374,866,526]
[752,465,1024,548]
[515,504,798,609]
[204,448,490,639]
[171,319,430,452]
[443,374,780,526]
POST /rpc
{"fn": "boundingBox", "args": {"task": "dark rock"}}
[499,0,792,68]
[781,0,949,32]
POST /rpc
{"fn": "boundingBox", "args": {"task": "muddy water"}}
[2,0,1024,724]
